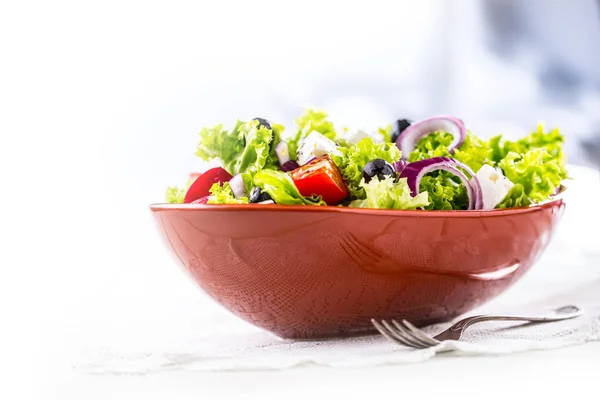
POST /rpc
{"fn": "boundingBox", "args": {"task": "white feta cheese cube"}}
[476,164,515,210]
[296,131,339,165]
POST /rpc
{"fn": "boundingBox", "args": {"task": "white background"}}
[1,1,600,398]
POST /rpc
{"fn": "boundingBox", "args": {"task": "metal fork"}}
[372,305,584,349]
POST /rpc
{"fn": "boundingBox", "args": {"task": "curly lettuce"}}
[195,122,245,174]
[195,119,278,176]
[330,137,402,199]
[408,131,492,173]
[207,182,249,204]
[496,184,531,209]
[165,183,188,204]
[377,124,393,143]
[419,172,470,210]
[406,125,567,208]
[252,169,326,206]
[350,176,429,210]
[490,124,565,164]
[498,148,567,204]
[288,109,338,160]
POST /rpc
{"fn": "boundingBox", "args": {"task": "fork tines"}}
[371,319,440,349]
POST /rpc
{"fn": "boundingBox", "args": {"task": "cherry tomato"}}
[291,155,348,205]
[183,167,233,203]
[189,172,202,182]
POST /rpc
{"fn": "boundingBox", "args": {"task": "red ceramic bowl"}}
[150,194,566,339]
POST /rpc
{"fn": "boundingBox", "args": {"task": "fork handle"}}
[449,305,584,332]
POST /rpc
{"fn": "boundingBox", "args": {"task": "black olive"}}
[362,159,395,183]
[253,117,272,131]
[249,187,273,203]
[391,119,412,143]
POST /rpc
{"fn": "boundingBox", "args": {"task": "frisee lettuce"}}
[330,137,402,199]
[207,182,249,204]
[195,119,280,176]
[288,109,338,160]
[419,172,470,210]
[350,176,429,210]
[407,125,567,208]
[165,183,189,204]
[498,148,567,204]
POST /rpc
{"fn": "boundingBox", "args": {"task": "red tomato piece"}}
[189,172,202,183]
[183,167,233,203]
[291,155,349,205]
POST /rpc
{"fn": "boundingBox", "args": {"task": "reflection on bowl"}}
[150,195,565,339]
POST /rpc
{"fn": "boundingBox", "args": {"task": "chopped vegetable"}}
[280,160,300,172]
[165,110,567,211]
[195,119,278,176]
[166,184,189,204]
[183,167,233,204]
[207,182,249,204]
[330,137,402,199]
[253,169,326,206]
[498,148,567,204]
[228,174,247,198]
[399,157,483,210]
[350,176,429,210]
[418,172,470,210]
[291,155,349,205]
[396,116,466,159]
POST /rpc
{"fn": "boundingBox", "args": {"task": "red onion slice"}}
[396,115,466,160]
[399,157,483,210]
[393,160,408,175]
[228,174,247,198]
[275,141,290,165]
[280,160,300,172]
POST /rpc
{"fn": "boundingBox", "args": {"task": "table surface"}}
[9,166,600,400]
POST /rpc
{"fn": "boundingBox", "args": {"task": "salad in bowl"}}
[165,109,567,211]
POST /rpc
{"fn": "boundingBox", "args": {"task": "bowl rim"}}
[150,187,566,218]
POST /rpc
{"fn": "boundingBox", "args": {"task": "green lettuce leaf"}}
[452,133,494,173]
[330,137,402,199]
[491,124,565,164]
[207,182,249,204]
[165,182,190,204]
[378,124,393,143]
[288,109,337,160]
[195,119,276,176]
[495,184,532,209]
[350,176,429,210]
[264,123,285,171]
[419,172,469,210]
[498,148,567,203]
[408,131,493,172]
[252,169,326,206]
[195,122,245,174]
[235,120,273,175]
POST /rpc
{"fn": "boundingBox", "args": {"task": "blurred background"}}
[2,0,600,393]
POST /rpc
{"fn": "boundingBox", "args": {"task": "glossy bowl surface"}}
[150,196,565,339]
